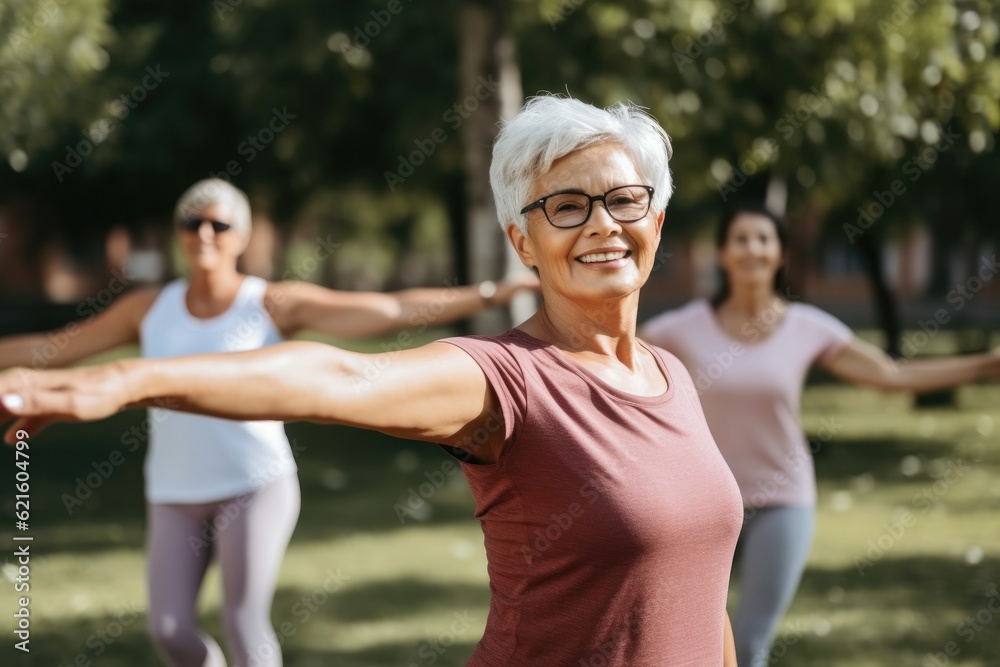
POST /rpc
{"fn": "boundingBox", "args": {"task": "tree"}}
[0,0,114,160]
[512,0,1000,347]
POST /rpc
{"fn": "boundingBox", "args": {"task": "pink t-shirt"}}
[442,329,743,667]
[641,300,853,509]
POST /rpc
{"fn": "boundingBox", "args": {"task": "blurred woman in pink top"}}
[641,203,1000,667]
[0,96,743,666]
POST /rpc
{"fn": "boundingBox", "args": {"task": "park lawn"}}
[2,330,999,666]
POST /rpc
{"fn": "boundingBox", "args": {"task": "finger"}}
[1,393,24,419]
[0,367,84,395]
[4,418,54,445]
[3,389,78,419]
[3,417,47,445]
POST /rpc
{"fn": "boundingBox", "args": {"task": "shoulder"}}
[113,283,167,336]
[263,278,315,313]
[439,329,539,359]
[787,302,854,345]
[645,299,710,327]
[641,299,710,341]
[788,302,850,330]
[438,331,542,388]
[265,279,355,312]
[240,274,269,294]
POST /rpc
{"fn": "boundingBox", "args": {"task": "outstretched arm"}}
[269,273,539,339]
[0,341,503,461]
[822,337,1000,392]
[0,287,158,371]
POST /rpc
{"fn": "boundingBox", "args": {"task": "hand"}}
[0,363,131,444]
[493,272,541,306]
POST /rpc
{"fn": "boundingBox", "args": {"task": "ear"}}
[653,209,665,240]
[505,223,536,269]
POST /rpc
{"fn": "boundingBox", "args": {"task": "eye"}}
[549,198,587,215]
[608,194,637,206]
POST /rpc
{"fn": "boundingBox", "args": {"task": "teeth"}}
[579,251,627,263]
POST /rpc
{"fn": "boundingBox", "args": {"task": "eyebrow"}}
[534,188,587,199]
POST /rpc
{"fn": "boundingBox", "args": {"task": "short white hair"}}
[173,178,252,236]
[490,95,674,232]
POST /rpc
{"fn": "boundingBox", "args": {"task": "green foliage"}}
[2,0,998,264]
[514,0,1000,237]
[0,0,115,156]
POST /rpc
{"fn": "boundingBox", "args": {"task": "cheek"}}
[222,234,247,253]
[532,236,573,269]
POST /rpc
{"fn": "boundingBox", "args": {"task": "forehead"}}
[728,213,778,236]
[531,142,640,198]
[188,199,236,222]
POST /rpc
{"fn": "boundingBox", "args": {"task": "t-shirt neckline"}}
[701,299,795,348]
[506,328,675,407]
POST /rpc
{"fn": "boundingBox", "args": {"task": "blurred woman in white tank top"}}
[0,178,537,667]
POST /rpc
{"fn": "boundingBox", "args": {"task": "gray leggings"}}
[732,505,815,667]
[146,474,300,667]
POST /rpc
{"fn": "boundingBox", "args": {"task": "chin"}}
[191,256,219,271]
[579,277,643,301]
[735,268,774,281]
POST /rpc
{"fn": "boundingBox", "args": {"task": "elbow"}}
[850,366,905,392]
[301,346,369,422]
[867,371,905,392]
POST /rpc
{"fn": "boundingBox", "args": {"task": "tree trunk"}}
[856,231,902,358]
[457,0,529,334]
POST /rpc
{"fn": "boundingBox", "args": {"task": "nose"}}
[745,237,768,256]
[583,202,622,236]
[197,220,216,242]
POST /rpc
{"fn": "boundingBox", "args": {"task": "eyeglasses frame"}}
[519,185,655,229]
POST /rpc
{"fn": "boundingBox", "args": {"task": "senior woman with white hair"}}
[1,96,742,666]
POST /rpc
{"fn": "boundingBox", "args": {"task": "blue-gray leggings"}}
[732,505,815,667]
[146,474,300,667]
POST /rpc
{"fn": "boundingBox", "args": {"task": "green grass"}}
[2,331,1000,666]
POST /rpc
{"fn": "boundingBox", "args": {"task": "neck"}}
[526,290,642,369]
[188,267,243,299]
[723,281,779,315]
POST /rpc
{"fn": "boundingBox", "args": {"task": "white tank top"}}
[140,276,296,503]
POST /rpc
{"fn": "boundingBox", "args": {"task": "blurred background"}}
[1,0,999,665]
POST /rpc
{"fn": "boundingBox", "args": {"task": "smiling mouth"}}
[577,250,631,264]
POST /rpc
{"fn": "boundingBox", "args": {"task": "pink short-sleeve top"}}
[442,329,743,667]
[642,300,854,509]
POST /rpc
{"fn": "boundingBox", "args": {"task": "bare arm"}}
[0,287,159,371]
[0,340,505,462]
[724,611,737,666]
[822,337,1000,392]
[268,273,539,339]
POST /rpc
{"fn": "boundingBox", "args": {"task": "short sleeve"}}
[440,335,527,449]
[797,304,854,364]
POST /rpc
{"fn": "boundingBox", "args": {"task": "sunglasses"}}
[179,217,232,233]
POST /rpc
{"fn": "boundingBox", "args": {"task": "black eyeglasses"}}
[520,185,654,229]
[179,217,232,233]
